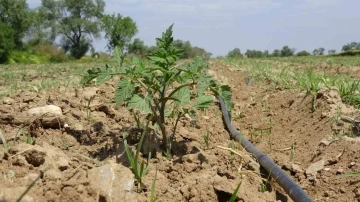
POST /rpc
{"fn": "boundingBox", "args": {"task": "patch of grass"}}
[221,56,360,111]
[203,130,210,149]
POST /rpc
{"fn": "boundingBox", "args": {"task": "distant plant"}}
[82,24,233,153]
[280,46,295,57]
[296,50,311,57]
[227,48,242,58]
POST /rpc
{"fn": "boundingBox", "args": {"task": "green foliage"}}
[123,123,151,191]
[296,50,311,56]
[33,43,68,62]
[313,48,325,56]
[229,181,242,202]
[245,49,266,58]
[0,0,32,48]
[227,48,242,58]
[150,169,157,202]
[82,24,233,152]
[102,13,138,51]
[272,49,281,57]
[128,38,148,57]
[0,21,15,63]
[8,50,49,64]
[40,0,105,59]
[342,42,360,52]
[26,8,56,46]
[335,50,360,57]
[280,46,295,57]
[328,49,336,55]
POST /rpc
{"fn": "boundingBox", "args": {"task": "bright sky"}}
[28,0,360,56]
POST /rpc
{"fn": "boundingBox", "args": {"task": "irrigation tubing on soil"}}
[217,95,313,202]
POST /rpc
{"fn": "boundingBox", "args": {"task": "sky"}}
[27,0,360,56]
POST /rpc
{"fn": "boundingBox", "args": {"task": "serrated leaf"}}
[80,67,102,86]
[112,46,125,67]
[127,95,151,114]
[96,65,115,85]
[192,95,214,109]
[173,86,190,106]
[115,79,135,106]
[197,76,212,95]
[219,85,234,111]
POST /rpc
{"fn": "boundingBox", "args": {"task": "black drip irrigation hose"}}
[217,95,313,202]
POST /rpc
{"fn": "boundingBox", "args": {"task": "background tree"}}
[25,8,56,46]
[272,49,281,57]
[296,50,311,56]
[40,0,105,59]
[189,46,212,59]
[227,48,242,58]
[328,49,336,55]
[312,49,319,55]
[173,40,192,58]
[342,42,360,52]
[280,46,295,57]
[263,50,270,57]
[128,38,148,56]
[318,47,325,55]
[0,0,32,49]
[0,21,15,63]
[245,49,264,58]
[102,13,138,51]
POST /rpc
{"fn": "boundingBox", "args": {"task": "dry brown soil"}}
[1,61,360,202]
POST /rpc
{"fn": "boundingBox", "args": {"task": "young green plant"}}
[123,121,151,191]
[82,24,233,153]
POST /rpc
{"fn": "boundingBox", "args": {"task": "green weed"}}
[123,121,151,191]
[150,169,158,202]
[229,181,242,202]
[203,130,210,149]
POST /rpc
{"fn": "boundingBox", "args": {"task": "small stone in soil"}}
[336,168,344,175]
[349,162,356,168]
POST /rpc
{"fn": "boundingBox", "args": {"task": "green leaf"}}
[192,95,214,109]
[164,109,172,117]
[96,64,116,85]
[80,67,102,86]
[115,79,135,106]
[173,86,190,106]
[229,181,242,202]
[127,95,151,114]
[219,85,234,111]
[197,76,212,95]
[112,46,125,67]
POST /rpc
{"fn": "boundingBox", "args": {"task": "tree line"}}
[0,0,211,63]
[227,42,360,59]
[0,0,359,63]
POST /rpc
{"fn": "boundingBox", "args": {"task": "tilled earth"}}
[1,61,360,202]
